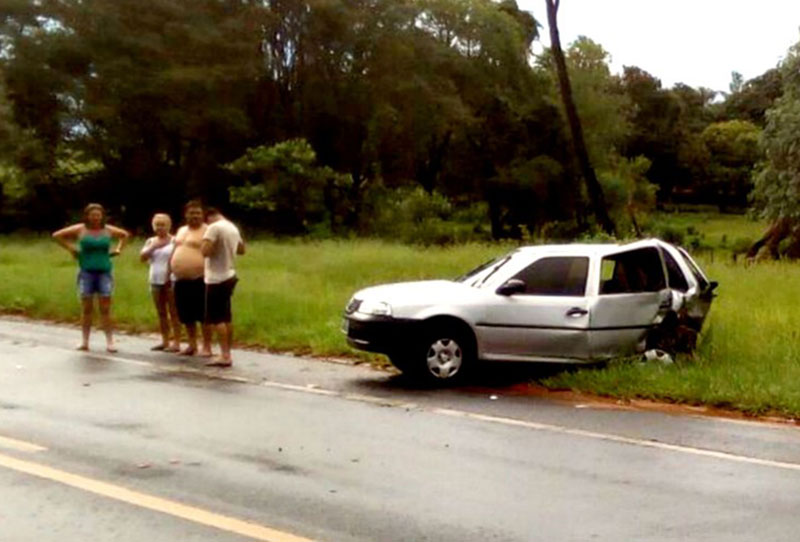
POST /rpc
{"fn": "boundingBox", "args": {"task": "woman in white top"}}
[140,213,181,351]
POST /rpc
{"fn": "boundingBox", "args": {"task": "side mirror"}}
[496,279,526,296]
[700,280,718,300]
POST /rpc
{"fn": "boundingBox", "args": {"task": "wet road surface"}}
[2,317,800,541]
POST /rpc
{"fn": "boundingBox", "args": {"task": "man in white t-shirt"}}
[200,208,245,367]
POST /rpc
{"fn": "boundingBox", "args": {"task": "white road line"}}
[430,408,800,472]
[15,342,800,474]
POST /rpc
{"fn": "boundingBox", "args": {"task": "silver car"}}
[342,239,716,382]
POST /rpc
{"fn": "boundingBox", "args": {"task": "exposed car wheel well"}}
[421,316,477,352]
[389,316,477,384]
[647,311,698,354]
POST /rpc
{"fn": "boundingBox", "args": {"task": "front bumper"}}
[342,314,420,355]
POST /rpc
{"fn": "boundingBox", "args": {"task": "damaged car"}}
[342,239,717,383]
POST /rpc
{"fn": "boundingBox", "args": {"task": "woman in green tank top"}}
[53,203,130,352]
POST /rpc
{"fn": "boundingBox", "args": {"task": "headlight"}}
[357,300,392,316]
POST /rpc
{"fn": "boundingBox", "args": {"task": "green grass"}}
[544,259,800,417]
[647,211,766,252]
[542,212,800,416]
[0,236,506,360]
[5,213,800,418]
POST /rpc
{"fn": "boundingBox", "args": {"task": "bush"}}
[363,186,491,245]
[650,225,685,245]
[730,237,753,255]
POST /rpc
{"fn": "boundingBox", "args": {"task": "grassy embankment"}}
[0,237,504,357]
[5,213,800,417]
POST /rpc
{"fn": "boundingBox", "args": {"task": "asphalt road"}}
[2,317,800,542]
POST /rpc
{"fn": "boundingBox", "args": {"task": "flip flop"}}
[165,345,180,353]
[76,344,89,351]
[106,346,118,353]
[179,348,196,356]
[150,344,166,351]
[205,358,232,368]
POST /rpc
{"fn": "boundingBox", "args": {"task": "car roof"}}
[514,238,667,258]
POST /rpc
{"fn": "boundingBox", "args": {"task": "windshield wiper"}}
[477,255,511,286]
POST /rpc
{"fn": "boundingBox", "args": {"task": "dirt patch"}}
[488,382,800,427]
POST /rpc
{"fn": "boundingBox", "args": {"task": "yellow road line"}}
[0,452,315,542]
[0,435,47,453]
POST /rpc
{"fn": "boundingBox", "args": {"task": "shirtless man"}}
[170,200,212,356]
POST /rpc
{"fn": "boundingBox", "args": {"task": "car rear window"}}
[511,256,589,296]
[600,247,666,294]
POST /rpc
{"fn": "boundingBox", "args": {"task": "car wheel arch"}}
[421,316,478,354]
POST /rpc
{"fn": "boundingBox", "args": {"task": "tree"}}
[598,155,655,236]
[729,71,744,94]
[226,139,351,235]
[700,120,760,210]
[543,0,614,234]
[749,40,800,259]
[718,68,783,126]
[539,36,630,171]
[0,0,583,239]
[2,0,267,226]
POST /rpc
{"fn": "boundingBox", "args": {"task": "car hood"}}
[355,280,481,306]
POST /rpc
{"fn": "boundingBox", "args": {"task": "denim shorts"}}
[77,270,114,297]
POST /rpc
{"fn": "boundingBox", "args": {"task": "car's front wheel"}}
[399,323,475,384]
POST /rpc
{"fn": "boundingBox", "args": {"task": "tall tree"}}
[700,120,760,210]
[751,41,800,221]
[747,40,800,259]
[2,0,267,225]
[544,0,614,234]
[542,36,630,170]
[620,67,692,201]
[718,68,783,126]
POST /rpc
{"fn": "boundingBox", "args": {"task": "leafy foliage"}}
[227,139,351,235]
[0,0,782,239]
[599,155,656,236]
[699,120,760,209]
[751,42,800,221]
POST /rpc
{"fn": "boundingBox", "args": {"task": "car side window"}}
[662,250,689,292]
[600,247,666,294]
[511,257,589,296]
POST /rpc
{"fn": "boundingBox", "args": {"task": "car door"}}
[478,256,592,361]
[590,247,671,358]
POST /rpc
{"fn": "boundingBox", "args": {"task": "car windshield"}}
[456,254,513,287]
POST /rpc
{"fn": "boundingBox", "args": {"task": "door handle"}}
[566,307,588,318]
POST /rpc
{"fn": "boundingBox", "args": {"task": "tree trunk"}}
[746,218,800,260]
[545,0,615,235]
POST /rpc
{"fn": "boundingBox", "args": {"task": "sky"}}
[517,0,800,93]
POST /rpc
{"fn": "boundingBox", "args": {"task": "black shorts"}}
[174,278,205,324]
[205,276,238,324]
